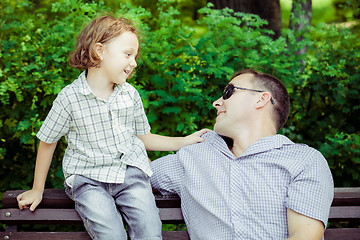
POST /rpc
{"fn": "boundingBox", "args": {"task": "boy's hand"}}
[17,189,43,211]
[183,128,212,146]
[138,129,212,151]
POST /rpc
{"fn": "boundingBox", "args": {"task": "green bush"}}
[0,0,359,208]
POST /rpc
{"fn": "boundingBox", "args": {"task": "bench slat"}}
[0,231,190,240]
[3,206,359,224]
[333,188,360,206]
[2,189,181,208]
[0,208,184,224]
[4,188,360,208]
[328,206,360,221]
[0,232,91,240]
[324,228,360,240]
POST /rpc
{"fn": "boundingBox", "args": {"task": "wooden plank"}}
[333,188,360,206]
[4,187,360,209]
[335,188,360,193]
[162,231,190,240]
[160,208,185,223]
[0,208,184,224]
[328,206,360,221]
[2,189,181,208]
[0,232,91,240]
[2,190,74,209]
[0,209,81,224]
[324,228,360,240]
[0,231,189,240]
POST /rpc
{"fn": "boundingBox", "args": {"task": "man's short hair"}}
[231,69,290,131]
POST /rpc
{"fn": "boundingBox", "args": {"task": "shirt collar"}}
[204,131,235,158]
[77,71,92,96]
[205,131,294,158]
[241,134,294,157]
[77,70,125,96]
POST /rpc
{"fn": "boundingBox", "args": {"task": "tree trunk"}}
[209,0,282,39]
[289,0,312,55]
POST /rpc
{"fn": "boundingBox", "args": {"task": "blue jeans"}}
[64,165,162,240]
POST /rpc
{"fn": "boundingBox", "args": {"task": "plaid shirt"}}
[150,131,334,239]
[37,71,152,183]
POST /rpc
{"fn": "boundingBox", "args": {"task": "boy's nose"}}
[130,58,137,68]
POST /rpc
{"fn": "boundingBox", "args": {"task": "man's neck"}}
[230,128,277,157]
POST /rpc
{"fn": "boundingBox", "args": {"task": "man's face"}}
[212,73,257,137]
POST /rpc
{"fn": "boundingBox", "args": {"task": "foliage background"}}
[0,0,359,231]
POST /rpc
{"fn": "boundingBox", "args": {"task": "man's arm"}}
[286,208,325,240]
[150,152,184,196]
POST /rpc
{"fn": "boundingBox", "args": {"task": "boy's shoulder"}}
[119,82,138,93]
[117,82,142,100]
[54,74,84,103]
[58,78,81,96]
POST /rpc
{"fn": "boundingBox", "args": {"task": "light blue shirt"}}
[150,131,334,239]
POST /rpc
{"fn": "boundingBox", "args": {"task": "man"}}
[150,69,334,239]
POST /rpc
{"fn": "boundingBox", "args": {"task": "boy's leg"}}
[65,175,127,240]
[114,165,162,240]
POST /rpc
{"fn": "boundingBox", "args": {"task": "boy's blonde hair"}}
[69,16,138,70]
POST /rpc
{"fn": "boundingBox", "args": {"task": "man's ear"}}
[95,43,104,61]
[255,92,272,109]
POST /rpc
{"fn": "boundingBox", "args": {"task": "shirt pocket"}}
[110,94,135,130]
[72,99,109,143]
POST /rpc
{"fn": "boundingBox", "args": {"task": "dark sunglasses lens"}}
[223,85,234,100]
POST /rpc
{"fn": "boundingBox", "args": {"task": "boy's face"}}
[99,31,139,85]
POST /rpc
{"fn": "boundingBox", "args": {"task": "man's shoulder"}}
[201,130,218,141]
[280,136,323,156]
[188,131,219,146]
[179,131,225,154]
[277,136,328,168]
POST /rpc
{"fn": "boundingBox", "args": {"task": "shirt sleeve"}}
[285,150,334,226]
[36,94,71,143]
[150,152,184,196]
[132,89,150,135]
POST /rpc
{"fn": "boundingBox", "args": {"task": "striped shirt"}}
[37,71,152,183]
[150,131,334,239]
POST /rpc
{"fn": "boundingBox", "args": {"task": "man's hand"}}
[17,189,43,211]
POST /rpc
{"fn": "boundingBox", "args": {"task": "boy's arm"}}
[17,141,57,211]
[137,129,210,151]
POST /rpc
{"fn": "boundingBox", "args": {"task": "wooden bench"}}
[0,189,189,240]
[1,187,359,239]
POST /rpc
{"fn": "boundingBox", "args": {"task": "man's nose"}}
[212,97,224,108]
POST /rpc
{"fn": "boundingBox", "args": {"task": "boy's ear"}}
[95,43,104,61]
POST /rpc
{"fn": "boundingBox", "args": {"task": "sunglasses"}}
[222,84,275,105]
